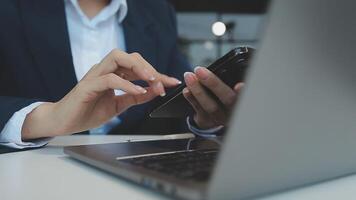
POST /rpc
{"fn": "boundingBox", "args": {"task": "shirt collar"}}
[66,0,128,27]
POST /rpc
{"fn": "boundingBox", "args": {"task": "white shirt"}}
[66,0,127,82]
[0,0,128,149]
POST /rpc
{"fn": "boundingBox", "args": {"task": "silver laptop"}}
[64,0,356,199]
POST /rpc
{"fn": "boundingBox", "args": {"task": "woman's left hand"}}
[183,67,244,129]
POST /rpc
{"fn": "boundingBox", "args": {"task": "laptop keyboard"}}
[120,150,219,182]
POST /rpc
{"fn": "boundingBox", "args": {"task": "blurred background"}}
[168,0,269,67]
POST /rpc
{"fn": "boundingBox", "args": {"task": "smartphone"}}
[149,47,255,118]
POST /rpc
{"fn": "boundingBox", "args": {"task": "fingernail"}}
[170,77,182,85]
[135,85,147,94]
[193,66,203,73]
[183,88,189,94]
[145,69,156,81]
[184,72,196,86]
[194,66,209,80]
[155,81,166,97]
[175,79,182,85]
[184,72,190,78]
[235,83,245,91]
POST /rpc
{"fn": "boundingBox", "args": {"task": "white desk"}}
[1,135,356,200]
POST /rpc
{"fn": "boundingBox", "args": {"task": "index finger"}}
[86,49,156,82]
[132,52,181,87]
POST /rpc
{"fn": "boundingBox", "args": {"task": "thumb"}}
[234,83,245,92]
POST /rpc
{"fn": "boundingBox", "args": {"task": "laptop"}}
[64,0,356,199]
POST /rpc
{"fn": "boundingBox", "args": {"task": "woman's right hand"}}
[21,49,181,140]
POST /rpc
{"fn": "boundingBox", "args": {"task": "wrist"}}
[187,116,224,137]
[192,115,217,130]
[22,102,64,140]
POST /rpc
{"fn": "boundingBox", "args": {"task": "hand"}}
[22,50,181,140]
[183,66,244,130]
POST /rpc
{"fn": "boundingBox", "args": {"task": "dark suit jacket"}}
[0,0,191,135]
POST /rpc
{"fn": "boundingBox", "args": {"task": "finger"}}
[131,53,181,96]
[129,53,164,96]
[87,73,147,95]
[115,88,157,113]
[88,50,156,82]
[115,69,181,95]
[116,68,165,97]
[183,88,220,129]
[157,74,182,87]
[111,51,166,96]
[184,72,226,120]
[152,81,166,97]
[183,87,206,115]
[87,50,180,97]
[113,68,137,81]
[234,82,245,92]
[194,66,237,108]
[132,53,182,87]
[129,52,157,81]
[130,52,181,88]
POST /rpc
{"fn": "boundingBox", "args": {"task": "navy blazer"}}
[0,0,191,134]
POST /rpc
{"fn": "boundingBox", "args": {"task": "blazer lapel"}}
[123,0,159,69]
[19,0,77,101]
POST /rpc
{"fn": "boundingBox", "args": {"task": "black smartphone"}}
[149,47,255,118]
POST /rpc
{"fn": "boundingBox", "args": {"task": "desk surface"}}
[1,135,356,200]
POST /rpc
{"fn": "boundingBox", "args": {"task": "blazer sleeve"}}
[0,96,42,132]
